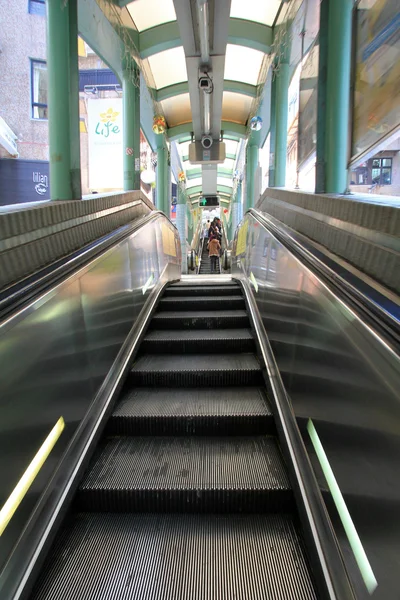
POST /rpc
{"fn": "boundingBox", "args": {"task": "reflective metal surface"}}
[0,214,180,577]
[232,212,400,599]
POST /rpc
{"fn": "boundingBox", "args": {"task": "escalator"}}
[30,279,317,599]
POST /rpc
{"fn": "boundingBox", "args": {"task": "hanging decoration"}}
[250,116,263,131]
[178,170,186,183]
[152,115,166,134]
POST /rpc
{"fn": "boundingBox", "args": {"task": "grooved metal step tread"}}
[144,329,253,342]
[131,353,260,373]
[165,285,240,297]
[108,387,274,436]
[160,295,244,303]
[77,436,291,511]
[170,280,237,286]
[153,309,248,319]
[31,513,317,600]
[150,310,250,331]
[114,387,271,417]
[129,354,262,387]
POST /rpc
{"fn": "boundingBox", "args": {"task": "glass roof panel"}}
[186,177,202,189]
[148,47,187,89]
[221,158,235,170]
[230,0,281,27]
[224,44,264,86]
[126,0,176,32]
[222,91,253,124]
[178,141,191,158]
[223,139,239,155]
[160,93,192,128]
[217,177,233,187]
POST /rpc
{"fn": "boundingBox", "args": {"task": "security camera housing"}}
[201,135,213,149]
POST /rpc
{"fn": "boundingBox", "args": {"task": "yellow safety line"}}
[0,417,65,536]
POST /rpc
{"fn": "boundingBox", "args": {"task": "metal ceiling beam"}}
[136,18,273,59]
[156,80,256,103]
[186,184,233,195]
[139,21,181,59]
[228,18,273,54]
[167,121,246,141]
[181,152,236,162]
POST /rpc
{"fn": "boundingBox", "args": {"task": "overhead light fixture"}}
[197,0,210,65]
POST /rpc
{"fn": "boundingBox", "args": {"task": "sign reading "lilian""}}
[87,98,123,190]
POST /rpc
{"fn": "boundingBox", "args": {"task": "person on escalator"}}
[208,233,221,274]
[209,218,221,243]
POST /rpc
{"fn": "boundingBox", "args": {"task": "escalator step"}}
[150,310,250,330]
[164,285,239,297]
[77,436,292,513]
[130,353,263,387]
[30,513,317,600]
[108,387,274,435]
[170,280,238,287]
[141,329,255,354]
[159,296,245,310]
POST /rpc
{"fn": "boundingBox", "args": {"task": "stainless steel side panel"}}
[232,213,400,599]
[0,214,180,573]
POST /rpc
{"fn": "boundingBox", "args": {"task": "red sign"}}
[126,147,133,155]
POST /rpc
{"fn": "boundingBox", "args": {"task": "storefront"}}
[0,158,50,205]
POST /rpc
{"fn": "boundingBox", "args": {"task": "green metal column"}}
[268,73,277,188]
[165,152,171,216]
[68,0,81,199]
[122,66,140,191]
[245,143,258,211]
[186,203,193,245]
[231,180,242,239]
[315,0,329,193]
[156,145,168,213]
[274,62,290,187]
[176,186,187,273]
[325,0,353,193]
[47,0,80,200]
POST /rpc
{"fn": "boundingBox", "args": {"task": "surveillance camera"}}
[198,76,213,93]
[201,135,213,149]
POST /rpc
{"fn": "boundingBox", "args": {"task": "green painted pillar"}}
[245,143,259,211]
[156,145,168,213]
[269,73,277,188]
[186,203,193,245]
[325,0,353,193]
[274,62,290,187]
[47,0,80,200]
[68,0,81,199]
[122,66,140,191]
[176,186,187,273]
[315,0,329,194]
[231,180,242,239]
[165,152,171,216]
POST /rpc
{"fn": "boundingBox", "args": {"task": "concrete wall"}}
[0,0,48,161]
[257,188,400,294]
[0,192,154,291]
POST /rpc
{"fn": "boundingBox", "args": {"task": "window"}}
[29,0,45,16]
[371,158,392,185]
[31,60,48,119]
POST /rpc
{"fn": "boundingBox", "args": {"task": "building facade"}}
[0,0,156,204]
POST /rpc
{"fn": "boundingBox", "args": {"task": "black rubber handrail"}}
[249,208,400,354]
[0,210,172,322]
